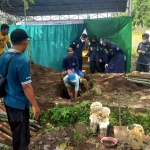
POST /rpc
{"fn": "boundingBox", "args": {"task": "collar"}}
[8,49,20,53]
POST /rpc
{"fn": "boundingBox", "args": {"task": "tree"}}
[132,0,150,28]
[23,0,35,9]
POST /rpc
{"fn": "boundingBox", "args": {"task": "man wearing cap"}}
[70,34,88,71]
[0,24,11,55]
[63,72,80,99]
[136,33,150,72]
[62,47,79,74]
[0,29,40,150]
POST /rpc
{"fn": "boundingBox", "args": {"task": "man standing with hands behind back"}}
[0,29,40,150]
[0,24,11,55]
[136,33,150,72]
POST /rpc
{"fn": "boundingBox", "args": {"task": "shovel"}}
[114,92,128,143]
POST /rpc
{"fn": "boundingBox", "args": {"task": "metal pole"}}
[129,0,132,16]
[24,1,27,25]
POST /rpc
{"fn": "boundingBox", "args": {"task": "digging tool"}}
[114,92,128,143]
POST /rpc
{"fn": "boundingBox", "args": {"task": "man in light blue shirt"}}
[63,73,80,99]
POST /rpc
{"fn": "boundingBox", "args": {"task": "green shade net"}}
[9,24,85,71]
[84,16,132,72]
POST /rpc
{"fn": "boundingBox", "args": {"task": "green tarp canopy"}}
[85,16,132,72]
[9,16,132,72]
[9,24,85,71]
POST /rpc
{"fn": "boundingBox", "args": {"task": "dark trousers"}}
[136,63,149,72]
[100,62,105,73]
[90,61,101,74]
[78,58,83,71]
[5,105,30,150]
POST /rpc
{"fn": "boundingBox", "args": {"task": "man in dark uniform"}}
[70,34,88,71]
[102,39,125,73]
[88,37,101,74]
[62,47,79,74]
[136,33,150,72]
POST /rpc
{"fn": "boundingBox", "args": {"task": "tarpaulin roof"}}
[0,0,127,16]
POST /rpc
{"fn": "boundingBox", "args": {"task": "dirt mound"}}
[88,74,145,93]
[100,75,142,92]
[30,64,66,109]
[30,64,149,109]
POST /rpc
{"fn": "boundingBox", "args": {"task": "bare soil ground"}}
[1,62,150,150]
[27,63,150,150]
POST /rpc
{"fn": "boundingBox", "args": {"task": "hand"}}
[100,59,102,63]
[69,92,73,99]
[105,64,108,68]
[0,37,6,41]
[32,105,40,119]
[62,71,66,74]
[141,51,145,55]
[88,58,90,62]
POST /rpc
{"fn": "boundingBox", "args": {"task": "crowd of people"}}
[61,33,126,100]
[0,23,150,150]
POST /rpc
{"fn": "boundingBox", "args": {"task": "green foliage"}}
[45,124,55,132]
[89,78,97,86]
[132,0,150,28]
[109,108,119,126]
[110,108,150,134]
[132,47,138,57]
[37,101,91,126]
[121,109,134,125]
[22,0,35,9]
[89,88,96,95]
[29,107,34,119]
[112,12,127,17]
[73,131,85,140]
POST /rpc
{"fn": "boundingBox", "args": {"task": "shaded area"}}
[0,0,127,16]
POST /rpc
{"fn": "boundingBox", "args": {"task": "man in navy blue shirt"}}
[70,34,87,71]
[0,29,40,150]
[136,33,150,72]
[62,47,79,74]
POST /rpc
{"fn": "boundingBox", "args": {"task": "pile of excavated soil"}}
[30,64,149,109]
[99,75,143,92]
[30,63,65,110]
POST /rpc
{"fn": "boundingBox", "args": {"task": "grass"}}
[132,46,138,57]
[132,28,147,43]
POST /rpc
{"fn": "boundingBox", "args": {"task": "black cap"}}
[142,33,149,39]
[11,29,31,43]
[81,34,88,38]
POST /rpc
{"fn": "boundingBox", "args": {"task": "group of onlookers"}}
[62,33,126,74]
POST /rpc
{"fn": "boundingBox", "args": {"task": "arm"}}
[103,49,109,64]
[70,41,77,49]
[88,47,91,62]
[63,75,73,99]
[137,43,142,54]
[74,75,79,99]
[99,47,102,62]
[18,62,40,118]
[22,84,40,118]
[7,42,11,49]
[6,36,11,49]
[113,46,124,54]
